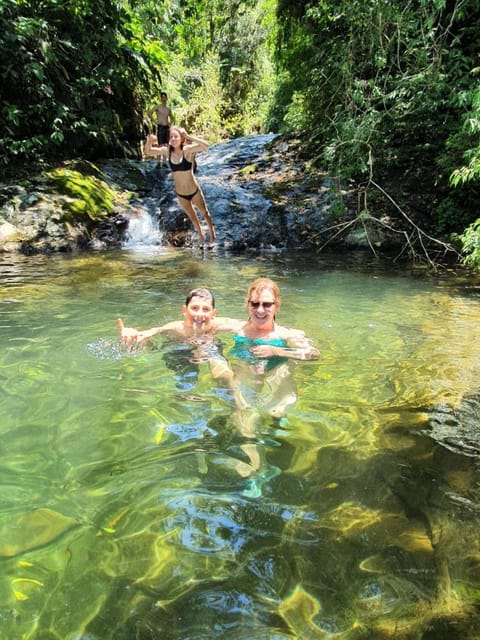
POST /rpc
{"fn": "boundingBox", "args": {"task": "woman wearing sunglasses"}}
[230,277,319,418]
[228,277,320,496]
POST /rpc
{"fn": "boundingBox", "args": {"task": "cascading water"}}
[122,195,164,249]
[120,134,278,251]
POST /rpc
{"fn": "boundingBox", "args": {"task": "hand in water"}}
[250,344,277,358]
[117,318,140,346]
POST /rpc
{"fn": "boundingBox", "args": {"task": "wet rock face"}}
[0,161,149,254]
[0,134,355,254]
[428,394,480,457]
[139,134,284,250]
[136,133,352,251]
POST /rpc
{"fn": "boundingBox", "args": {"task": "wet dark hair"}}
[160,91,167,98]
[185,287,215,308]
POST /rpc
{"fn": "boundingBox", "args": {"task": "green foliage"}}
[272,0,480,245]
[140,0,276,139]
[276,0,460,166]
[282,92,309,132]
[166,52,225,140]
[0,0,278,176]
[266,72,296,132]
[4,0,480,266]
[458,218,480,268]
[0,0,162,177]
[47,165,115,222]
[448,81,480,187]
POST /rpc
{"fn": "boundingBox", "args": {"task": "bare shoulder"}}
[214,316,244,333]
[159,320,186,334]
[275,324,306,340]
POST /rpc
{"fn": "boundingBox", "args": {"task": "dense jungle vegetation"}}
[1,0,480,266]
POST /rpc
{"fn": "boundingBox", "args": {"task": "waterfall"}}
[122,196,164,249]
[121,134,278,251]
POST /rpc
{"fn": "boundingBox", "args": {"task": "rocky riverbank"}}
[0,133,450,259]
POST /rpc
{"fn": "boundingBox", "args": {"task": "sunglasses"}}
[249,301,275,309]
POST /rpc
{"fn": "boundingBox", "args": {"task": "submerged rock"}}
[0,507,80,558]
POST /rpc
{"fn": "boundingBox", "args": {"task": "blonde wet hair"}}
[245,277,281,310]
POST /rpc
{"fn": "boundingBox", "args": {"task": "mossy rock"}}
[239,163,257,177]
[47,163,115,223]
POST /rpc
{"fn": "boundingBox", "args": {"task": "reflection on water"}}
[1,250,480,639]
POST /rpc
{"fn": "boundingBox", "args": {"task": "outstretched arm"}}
[117,318,181,346]
[214,316,245,333]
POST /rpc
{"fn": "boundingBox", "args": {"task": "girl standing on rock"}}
[144,126,216,245]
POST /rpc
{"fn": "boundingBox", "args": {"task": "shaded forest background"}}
[1,0,480,264]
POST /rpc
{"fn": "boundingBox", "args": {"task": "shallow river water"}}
[1,246,480,639]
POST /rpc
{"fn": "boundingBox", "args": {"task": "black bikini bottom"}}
[176,188,199,202]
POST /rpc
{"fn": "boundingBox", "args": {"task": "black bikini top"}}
[169,151,193,172]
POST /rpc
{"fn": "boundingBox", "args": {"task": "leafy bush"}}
[272,0,480,242]
[0,0,161,177]
[459,219,480,268]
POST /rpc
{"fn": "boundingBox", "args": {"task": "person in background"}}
[147,92,173,145]
[144,126,216,245]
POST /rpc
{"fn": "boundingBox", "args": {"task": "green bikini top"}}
[229,335,288,371]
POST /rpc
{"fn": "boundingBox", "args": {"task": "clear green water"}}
[1,248,480,639]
